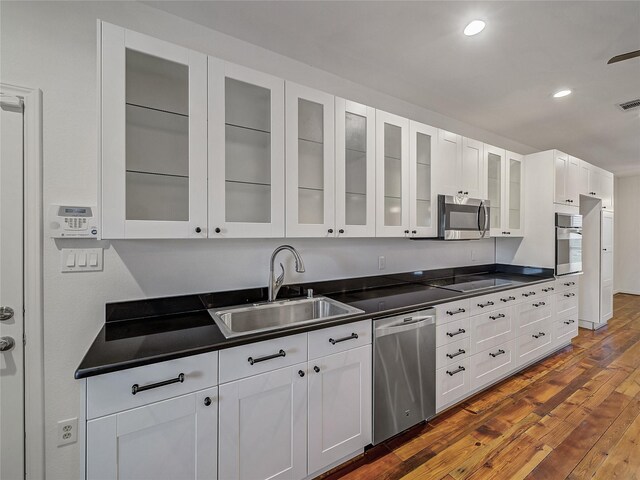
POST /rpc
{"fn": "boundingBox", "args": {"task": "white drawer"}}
[496,290,520,306]
[469,339,516,391]
[436,316,471,347]
[436,357,470,411]
[87,351,218,420]
[469,307,516,355]
[516,299,553,336]
[219,333,307,384]
[308,319,371,360]
[539,284,557,295]
[517,285,545,302]
[555,317,578,345]
[468,292,503,316]
[555,277,579,293]
[555,289,578,318]
[435,299,470,324]
[516,320,554,366]
[436,337,470,369]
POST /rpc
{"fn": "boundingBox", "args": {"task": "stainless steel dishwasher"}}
[373,308,436,444]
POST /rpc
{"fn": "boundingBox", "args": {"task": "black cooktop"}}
[427,275,518,293]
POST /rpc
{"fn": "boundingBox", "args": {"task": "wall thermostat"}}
[48,205,99,238]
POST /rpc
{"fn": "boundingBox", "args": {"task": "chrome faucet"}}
[268,245,305,302]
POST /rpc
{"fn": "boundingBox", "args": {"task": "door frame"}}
[1,83,44,480]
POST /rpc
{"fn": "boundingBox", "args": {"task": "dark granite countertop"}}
[75,263,554,379]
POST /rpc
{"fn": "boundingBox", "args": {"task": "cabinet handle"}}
[458,190,464,194]
[533,302,546,307]
[328,228,334,234]
[195,227,202,233]
[564,319,576,325]
[412,230,417,234]
[542,287,555,292]
[214,227,221,234]
[248,349,286,365]
[404,230,410,234]
[329,333,358,345]
[446,328,466,337]
[522,292,536,297]
[464,191,469,195]
[204,396,212,406]
[477,301,494,308]
[489,349,506,358]
[131,373,184,395]
[446,349,466,359]
[489,314,506,320]
[532,332,546,339]
[298,370,305,377]
[313,366,320,373]
[338,229,344,234]
[446,366,466,376]
[500,296,516,302]
[564,293,576,298]
[446,308,466,316]
[563,282,575,287]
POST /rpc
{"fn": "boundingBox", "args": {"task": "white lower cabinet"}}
[218,363,308,480]
[469,340,516,391]
[86,387,218,480]
[308,345,372,475]
[515,320,553,366]
[436,357,470,410]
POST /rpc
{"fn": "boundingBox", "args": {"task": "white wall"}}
[614,175,640,295]
[0,2,539,478]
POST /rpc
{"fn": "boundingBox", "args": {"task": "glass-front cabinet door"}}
[409,121,437,237]
[486,145,505,237]
[505,151,524,236]
[335,99,375,237]
[208,59,285,237]
[100,22,208,238]
[285,83,335,237]
[375,111,409,237]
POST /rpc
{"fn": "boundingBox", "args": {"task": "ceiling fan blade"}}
[607,49,640,64]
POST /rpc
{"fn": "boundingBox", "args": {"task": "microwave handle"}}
[478,201,489,238]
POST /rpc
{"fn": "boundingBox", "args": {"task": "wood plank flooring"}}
[322,294,640,480]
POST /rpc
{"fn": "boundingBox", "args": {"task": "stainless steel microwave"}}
[556,213,582,276]
[437,195,490,240]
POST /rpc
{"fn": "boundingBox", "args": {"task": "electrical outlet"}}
[378,256,386,270]
[471,249,477,262]
[57,418,78,446]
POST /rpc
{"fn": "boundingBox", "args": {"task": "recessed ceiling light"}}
[553,89,572,98]
[464,20,486,36]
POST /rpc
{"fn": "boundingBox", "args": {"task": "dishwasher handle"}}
[375,315,435,338]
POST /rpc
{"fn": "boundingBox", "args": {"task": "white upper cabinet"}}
[375,111,410,237]
[208,60,285,238]
[486,146,524,237]
[433,131,485,199]
[285,83,336,237]
[554,152,579,206]
[409,121,438,237]
[100,22,208,239]
[581,160,614,211]
[335,99,376,237]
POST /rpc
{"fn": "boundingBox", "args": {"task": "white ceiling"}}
[146,1,640,176]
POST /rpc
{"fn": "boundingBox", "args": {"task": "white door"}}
[0,94,25,480]
[600,211,614,322]
[434,129,461,197]
[409,121,437,237]
[208,59,285,238]
[285,82,335,237]
[218,364,308,480]
[87,388,218,480]
[461,137,485,199]
[100,22,208,239]
[375,110,410,237]
[308,345,372,475]
[335,99,376,237]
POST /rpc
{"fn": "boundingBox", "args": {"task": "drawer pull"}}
[533,302,546,307]
[532,332,547,339]
[542,287,555,292]
[489,349,506,358]
[329,333,358,345]
[446,349,466,359]
[446,328,466,337]
[477,301,495,308]
[564,293,576,298]
[500,296,516,302]
[564,281,576,287]
[522,292,536,297]
[446,366,466,376]
[564,320,576,325]
[131,373,184,395]
[489,313,506,320]
[446,308,466,316]
[248,349,286,365]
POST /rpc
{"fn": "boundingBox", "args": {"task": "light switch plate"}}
[61,248,103,272]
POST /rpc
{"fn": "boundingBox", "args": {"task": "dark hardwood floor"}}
[323,293,640,480]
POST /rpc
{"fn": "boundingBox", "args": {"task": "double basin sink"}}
[209,296,364,338]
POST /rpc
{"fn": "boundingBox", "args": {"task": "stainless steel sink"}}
[209,296,364,338]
